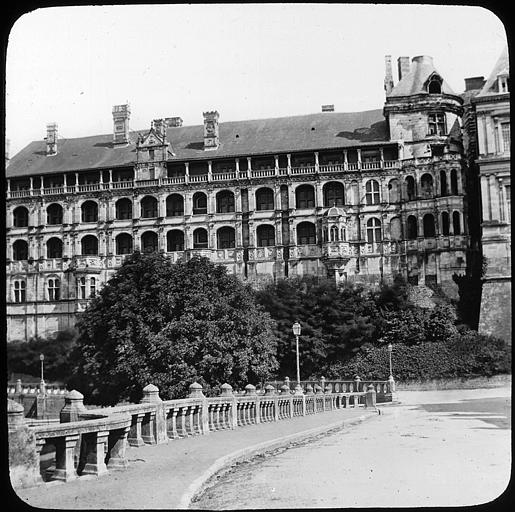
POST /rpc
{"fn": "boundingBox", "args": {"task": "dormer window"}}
[427,74,443,94]
[498,74,509,93]
[428,113,446,136]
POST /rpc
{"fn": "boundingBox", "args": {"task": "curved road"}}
[193,386,511,509]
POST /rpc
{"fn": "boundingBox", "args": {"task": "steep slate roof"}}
[7,110,388,178]
[477,46,509,97]
[388,55,456,97]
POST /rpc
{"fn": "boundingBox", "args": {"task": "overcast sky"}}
[5,3,507,157]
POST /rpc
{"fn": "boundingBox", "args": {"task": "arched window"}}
[366,217,382,243]
[441,212,450,236]
[48,278,60,301]
[77,276,87,299]
[13,280,26,303]
[330,225,339,242]
[167,230,184,252]
[440,171,448,196]
[116,233,133,255]
[390,217,402,241]
[256,225,275,247]
[216,191,235,213]
[166,194,184,217]
[13,240,28,260]
[47,237,63,259]
[365,180,380,205]
[81,201,98,223]
[407,215,418,240]
[427,75,442,94]
[453,211,461,235]
[255,188,274,211]
[115,198,132,220]
[193,228,208,249]
[90,277,97,298]
[405,176,416,201]
[217,227,236,249]
[13,206,29,227]
[420,173,434,198]
[193,192,208,215]
[341,227,346,241]
[388,179,400,203]
[141,231,158,253]
[323,182,344,207]
[47,203,63,225]
[141,196,158,218]
[296,185,315,209]
[423,214,436,237]
[450,169,459,195]
[297,222,316,245]
[81,235,98,255]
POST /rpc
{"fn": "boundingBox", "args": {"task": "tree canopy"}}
[68,254,278,404]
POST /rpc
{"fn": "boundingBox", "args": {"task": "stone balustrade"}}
[9,379,377,488]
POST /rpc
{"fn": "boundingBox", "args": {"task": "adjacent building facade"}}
[6,55,471,341]
[472,47,511,341]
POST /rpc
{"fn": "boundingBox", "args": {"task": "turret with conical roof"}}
[383,55,464,159]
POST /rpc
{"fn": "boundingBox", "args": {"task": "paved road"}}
[193,386,511,509]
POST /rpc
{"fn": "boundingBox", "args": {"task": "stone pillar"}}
[207,161,213,182]
[314,151,319,172]
[365,384,377,409]
[8,399,42,488]
[274,155,279,175]
[220,383,238,430]
[140,384,167,444]
[60,390,87,423]
[287,153,292,175]
[189,382,209,435]
[80,430,109,476]
[245,384,259,424]
[128,413,145,447]
[53,434,80,482]
[315,181,323,208]
[184,162,190,184]
[106,426,131,470]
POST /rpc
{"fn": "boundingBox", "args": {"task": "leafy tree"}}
[68,254,278,405]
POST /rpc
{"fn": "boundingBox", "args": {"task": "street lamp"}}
[387,343,393,378]
[39,353,46,394]
[292,321,302,394]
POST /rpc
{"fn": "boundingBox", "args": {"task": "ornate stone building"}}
[472,47,511,341]
[6,55,470,341]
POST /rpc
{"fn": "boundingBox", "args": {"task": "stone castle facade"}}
[5,54,491,342]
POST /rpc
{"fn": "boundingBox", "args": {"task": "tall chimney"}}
[384,55,394,95]
[152,119,167,140]
[112,104,131,145]
[46,123,58,155]
[203,111,220,151]
[397,56,411,81]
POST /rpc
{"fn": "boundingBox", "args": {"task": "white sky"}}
[5,3,507,157]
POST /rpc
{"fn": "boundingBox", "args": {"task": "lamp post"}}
[387,343,393,378]
[39,353,46,394]
[292,321,303,394]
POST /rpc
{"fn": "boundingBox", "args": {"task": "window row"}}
[10,172,462,228]
[11,277,97,303]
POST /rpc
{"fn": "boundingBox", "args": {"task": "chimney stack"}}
[45,123,58,156]
[203,111,220,151]
[397,56,411,81]
[165,116,183,127]
[464,76,486,92]
[384,55,394,95]
[152,119,167,140]
[321,104,335,112]
[112,104,131,145]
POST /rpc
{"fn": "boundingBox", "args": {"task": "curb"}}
[178,410,379,509]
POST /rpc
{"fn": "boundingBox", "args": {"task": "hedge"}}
[325,331,511,381]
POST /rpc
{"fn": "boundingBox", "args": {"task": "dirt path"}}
[193,386,511,509]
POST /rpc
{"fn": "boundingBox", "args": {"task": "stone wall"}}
[478,278,512,342]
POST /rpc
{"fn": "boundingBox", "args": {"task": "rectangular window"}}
[501,122,510,153]
[428,113,446,136]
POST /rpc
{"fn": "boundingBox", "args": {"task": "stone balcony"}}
[6,160,403,200]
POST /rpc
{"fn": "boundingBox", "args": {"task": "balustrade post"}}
[388,375,396,393]
[365,384,377,409]
[220,383,238,429]
[245,384,259,424]
[354,375,362,392]
[53,434,80,482]
[60,390,87,423]
[107,426,131,470]
[141,383,167,444]
[79,430,109,476]
[188,382,209,434]
[128,413,146,447]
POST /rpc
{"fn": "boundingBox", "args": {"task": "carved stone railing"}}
[9,379,378,488]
